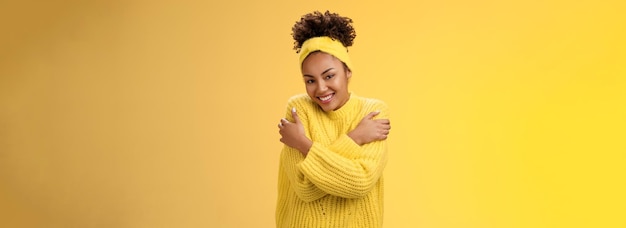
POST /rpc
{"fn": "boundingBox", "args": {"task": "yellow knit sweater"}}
[276,93,389,228]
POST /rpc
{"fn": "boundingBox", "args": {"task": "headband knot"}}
[299,36,353,71]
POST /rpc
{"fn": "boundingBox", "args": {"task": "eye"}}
[325,74,335,80]
[305,79,315,84]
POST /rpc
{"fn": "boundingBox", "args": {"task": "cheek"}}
[333,78,348,90]
[305,85,316,96]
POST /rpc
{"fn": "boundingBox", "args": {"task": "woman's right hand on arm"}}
[279,108,313,156]
[348,111,391,146]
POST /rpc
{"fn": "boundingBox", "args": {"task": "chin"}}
[318,104,334,112]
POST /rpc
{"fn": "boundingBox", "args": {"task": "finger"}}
[373,121,390,129]
[291,107,301,123]
[374,119,390,124]
[278,119,286,128]
[365,110,381,120]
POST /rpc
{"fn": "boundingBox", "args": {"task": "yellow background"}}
[1,0,625,227]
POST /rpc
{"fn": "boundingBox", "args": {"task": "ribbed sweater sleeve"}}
[298,102,389,198]
[279,99,328,202]
[298,133,387,198]
[299,99,389,199]
[279,146,329,202]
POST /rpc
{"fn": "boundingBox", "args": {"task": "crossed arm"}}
[277,105,391,201]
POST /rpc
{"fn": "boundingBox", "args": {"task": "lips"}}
[318,93,334,104]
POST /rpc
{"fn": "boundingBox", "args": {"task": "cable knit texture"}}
[276,93,389,228]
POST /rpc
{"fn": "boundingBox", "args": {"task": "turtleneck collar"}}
[326,92,358,120]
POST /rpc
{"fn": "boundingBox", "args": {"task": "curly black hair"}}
[291,11,356,53]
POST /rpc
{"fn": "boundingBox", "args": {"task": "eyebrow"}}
[303,68,334,77]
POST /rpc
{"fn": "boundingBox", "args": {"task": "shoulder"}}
[284,94,319,114]
[286,93,311,104]
[351,95,390,119]
[354,95,389,112]
[283,94,318,121]
[286,94,314,108]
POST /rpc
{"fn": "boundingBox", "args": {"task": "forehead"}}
[301,52,344,73]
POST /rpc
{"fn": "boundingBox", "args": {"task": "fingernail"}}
[292,107,296,113]
[375,110,380,113]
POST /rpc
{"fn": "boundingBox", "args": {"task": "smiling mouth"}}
[318,93,334,104]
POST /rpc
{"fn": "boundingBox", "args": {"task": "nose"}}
[316,81,328,93]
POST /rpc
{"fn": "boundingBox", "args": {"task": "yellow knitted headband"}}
[299,36,353,71]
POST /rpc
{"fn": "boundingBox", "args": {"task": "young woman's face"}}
[301,52,352,112]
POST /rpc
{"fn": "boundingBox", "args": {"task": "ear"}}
[346,69,352,79]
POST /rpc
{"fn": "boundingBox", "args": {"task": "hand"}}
[348,111,391,146]
[278,108,313,156]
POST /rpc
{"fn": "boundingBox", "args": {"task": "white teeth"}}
[319,94,333,101]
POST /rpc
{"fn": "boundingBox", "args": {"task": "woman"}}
[276,11,391,228]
